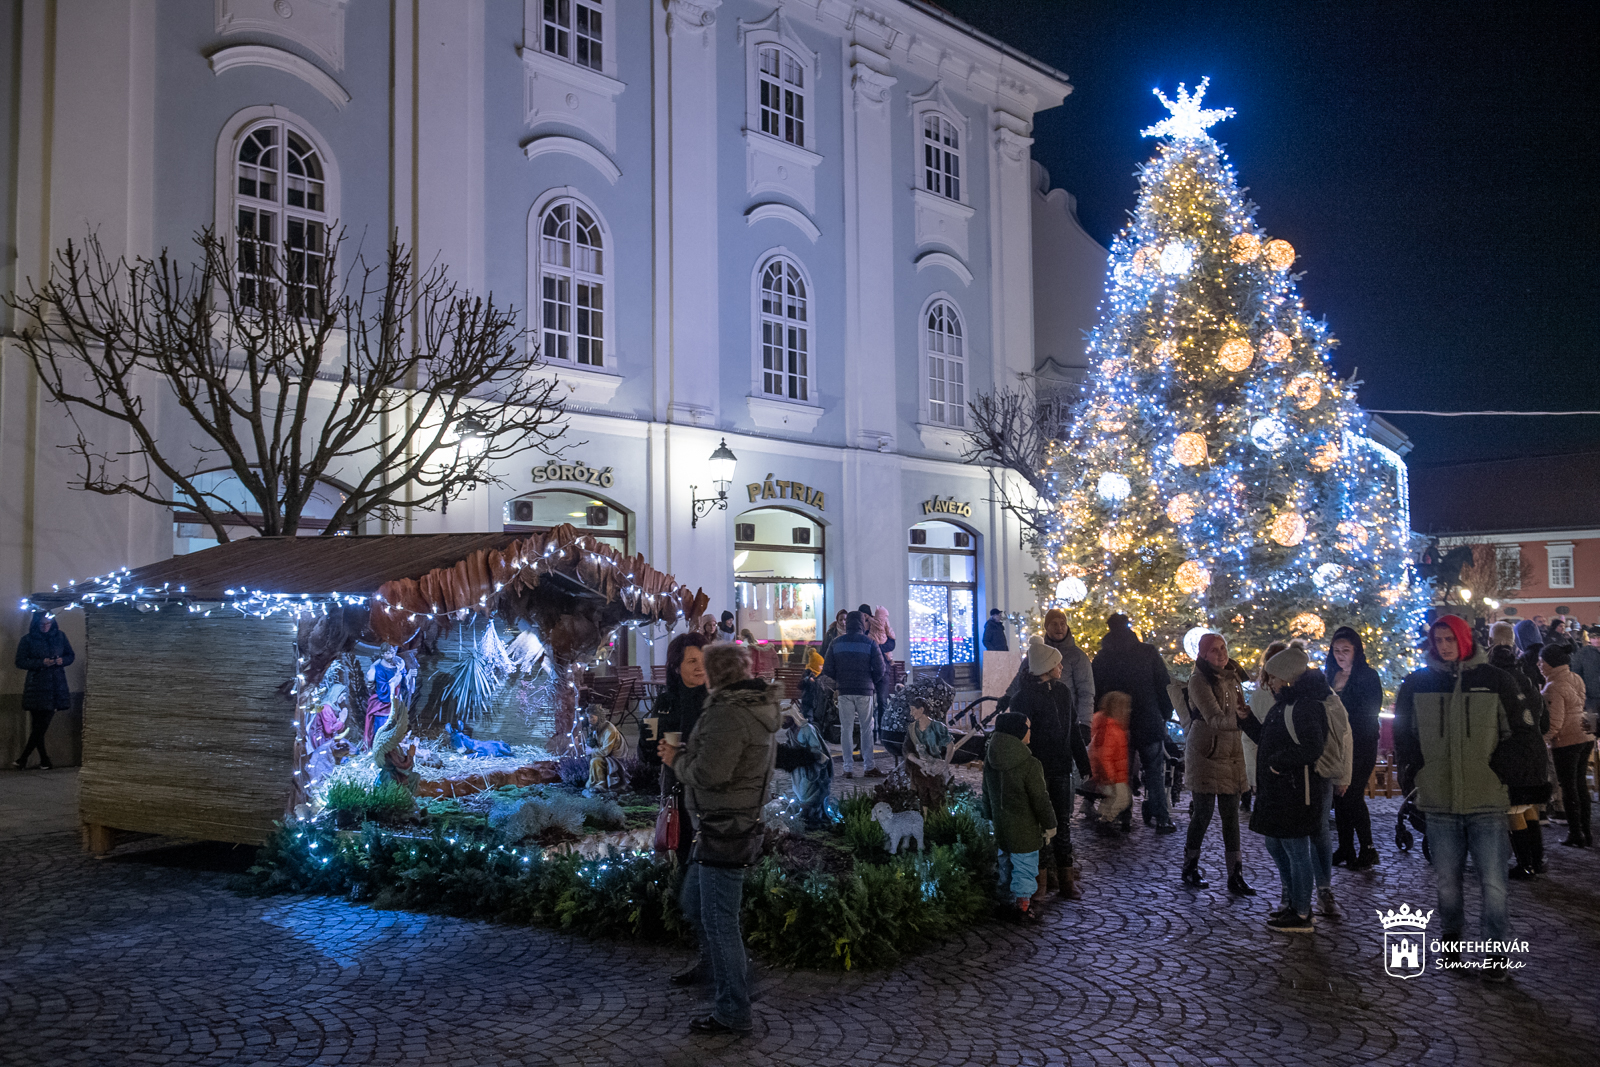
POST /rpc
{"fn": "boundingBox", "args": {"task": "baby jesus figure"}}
[583,707,625,794]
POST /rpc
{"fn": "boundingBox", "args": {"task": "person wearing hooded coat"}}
[1486,622,1552,878]
[13,612,74,770]
[1236,646,1330,933]
[1092,613,1177,832]
[1324,627,1386,870]
[1181,633,1254,895]
[1008,637,1092,901]
[1540,643,1595,848]
[1001,610,1095,725]
[1394,614,1523,981]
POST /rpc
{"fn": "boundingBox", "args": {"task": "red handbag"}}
[654,798,681,852]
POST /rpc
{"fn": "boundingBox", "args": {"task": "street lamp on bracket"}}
[690,438,738,528]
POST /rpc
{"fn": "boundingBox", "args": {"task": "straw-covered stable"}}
[29,527,705,849]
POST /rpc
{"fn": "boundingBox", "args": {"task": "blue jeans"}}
[997,849,1040,900]
[1264,835,1315,917]
[679,862,752,1031]
[1311,778,1333,889]
[1137,740,1171,826]
[1428,812,1511,945]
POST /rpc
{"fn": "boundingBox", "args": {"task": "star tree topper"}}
[1141,77,1235,141]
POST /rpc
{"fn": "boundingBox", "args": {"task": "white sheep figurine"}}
[871,801,925,855]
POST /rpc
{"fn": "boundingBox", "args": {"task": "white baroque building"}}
[0,0,1107,752]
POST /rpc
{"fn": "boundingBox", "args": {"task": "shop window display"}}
[907,520,978,678]
[734,507,824,646]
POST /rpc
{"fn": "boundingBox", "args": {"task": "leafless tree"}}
[5,228,567,540]
[1450,540,1536,608]
[961,387,1058,537]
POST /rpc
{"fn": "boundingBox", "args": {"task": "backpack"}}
[1284,692,1353,786]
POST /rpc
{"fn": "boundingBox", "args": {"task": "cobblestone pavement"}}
[2,777,1597,1067]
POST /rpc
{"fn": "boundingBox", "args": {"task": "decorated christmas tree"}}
[1041,80,1427,682]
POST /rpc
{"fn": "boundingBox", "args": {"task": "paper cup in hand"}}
[644,717,659,739]
[662,731,682,747]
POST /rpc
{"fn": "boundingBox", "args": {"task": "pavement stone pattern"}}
[1,770,1597,1066]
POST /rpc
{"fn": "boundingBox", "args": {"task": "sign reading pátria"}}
[747,475,825,510]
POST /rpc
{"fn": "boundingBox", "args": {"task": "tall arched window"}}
[925,299,965,426]
[538,199,605,366]
[757,46,806,147]
[759,256,809,402]
[233,120,328,316]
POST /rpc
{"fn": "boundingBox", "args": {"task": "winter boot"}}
[1508,825,1537,879]
[1529,817,1547,873]
[1033,865,1050,904]
[1226,852,1256,896]
[1044,861,1061,892]
[1059,865,1083,901]
[1181,848,1208,889]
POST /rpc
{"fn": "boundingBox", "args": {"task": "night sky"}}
[935,0,1599,467]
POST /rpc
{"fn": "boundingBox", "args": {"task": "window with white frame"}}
[233,121,328,317]
[1496,544,1523,590]
[538,199,605,366]
[925,300,965,426]
[922,114,961,201]
[541,0,602,71]
[1547,543,1575,588]
[757,46,806,148]
[758,256,810,402]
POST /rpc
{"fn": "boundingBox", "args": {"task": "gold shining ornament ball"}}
[1175,560,1211,594]
[1287,374,1323,409]
[1230,234,1261,263]
[1309,442,1342,470]
[1173,432,1208,466]
[1261,331,1292,363]
[1132,247,1153,275]
[1217,338,1254,372]
[1166,493,1198,524]
[1269,511,1308,547]
[1336,520,1369,551]
[1263,239,1296,270]
[1288,612,1326,640]
[1099,527,1134,552]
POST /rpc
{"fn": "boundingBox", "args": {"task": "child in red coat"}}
[1091,691,1133,835]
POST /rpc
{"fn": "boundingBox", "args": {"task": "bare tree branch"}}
[4,228,567,540]
[961,388,1056,538]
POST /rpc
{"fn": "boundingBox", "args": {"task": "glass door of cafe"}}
[734,508,825,651]
[907,520,978,687]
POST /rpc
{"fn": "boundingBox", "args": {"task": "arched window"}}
[922,114,961,201]
[233,120,329,316]
[925,299,965,426]
[538,199,605,366]
[757,46,805,147]
[759,256,810,402]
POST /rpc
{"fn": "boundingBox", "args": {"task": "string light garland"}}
[1026,81,1427,687]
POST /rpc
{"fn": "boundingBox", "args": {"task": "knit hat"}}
[1043,608,1068,627]
[1431,614,1475,661]
[1489,620,1516,647]
[1512,619,1542,654]
[806,649,824,674]
[993,712,1029,739]
[1027,635,1063,676]
[1265,645,1310,683]
[1196,632,1226,661]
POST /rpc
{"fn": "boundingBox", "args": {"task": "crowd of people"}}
[628,603,1596,1035]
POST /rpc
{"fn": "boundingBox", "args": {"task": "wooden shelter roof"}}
[31,534,523,605]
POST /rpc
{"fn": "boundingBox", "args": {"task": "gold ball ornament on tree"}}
[1263,239,1296,270]
[1260,330,1292,363]
[1335,521,1369,552]
[1286,374,1323,409]
[1173,432,1208,466]
[1269,511,1308,547]
[1098,527,1134,552]
[1288,612,1326,640]
[1308,441,1341,470]
[1166,493,1198,524]
[1217,337,1254,372]
[1132,247,1153,275]
[1230,233,1261,263]
[1175,560,1211,594]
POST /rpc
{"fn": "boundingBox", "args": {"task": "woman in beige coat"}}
[1540,643,1594,847]
[1182,633,1254,895]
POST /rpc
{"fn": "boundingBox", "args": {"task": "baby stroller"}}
[1395,786,1430,862]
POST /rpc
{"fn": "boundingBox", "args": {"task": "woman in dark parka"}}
[641,631,710,864]
[1324,627,1385,869]
[14,612,74,769]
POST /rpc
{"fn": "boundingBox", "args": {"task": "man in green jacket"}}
[981,712,1057,924]
[1394,614,1521,982]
